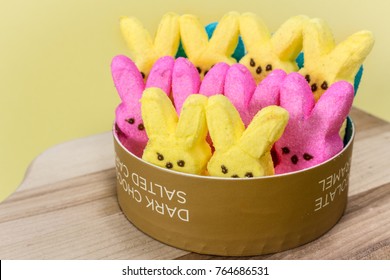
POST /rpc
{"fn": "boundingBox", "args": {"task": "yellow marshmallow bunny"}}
[299,18,374,101]
[206,95,289,178]
[239,13,309,83]
[141,88,211,175]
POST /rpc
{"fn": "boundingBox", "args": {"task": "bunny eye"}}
[140,72,145,79]
[305,74,311,83]
[256,66,262,74]
[204,69,209,76]
[311,83,318,92]
[281,147,290,154]
[221,165,228,174]
[291,155,299,164]
[157,153,164,161]
[126,118,135,124]
[303,153,313,161]
[249,58,256,67]
[265,64,272,71]
[177,160,185,167]
[137,123,145,131]
[321,81,328,90]
[245,172,253,178]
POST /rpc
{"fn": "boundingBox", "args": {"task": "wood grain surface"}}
[1,107,389,259]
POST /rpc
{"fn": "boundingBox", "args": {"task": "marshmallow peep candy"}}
[224,64,287,126]
[274,73,354,174]
[179,12,240,78]
[141,88,211,175]
[112,55,174,157]
[239,13,309,83]
[120,12,180,78]
[206,95,289,178]
[299,18,374,101]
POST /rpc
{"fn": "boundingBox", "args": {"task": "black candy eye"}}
[249,58,256,67]
[196,67,201,74]
[204,70,209,76]
[231,174,239,178]
[166,162,173,169]
[303,153,313,161]
[266,64,272,71]
[311,83,317,92]
[221,165,228,174]
[140,72,145,79]
[177,160,185,167]
[256,66,262,74]
[157,153,164,161]
[291,155,299,164]
[305,74,311,83]
[138,123,145,130]
[321,81,328,90]
[245,172,253,178]
[126,118,135,124]
[282,147,290,154]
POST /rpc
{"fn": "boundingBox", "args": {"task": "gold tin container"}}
[114,118,355,256]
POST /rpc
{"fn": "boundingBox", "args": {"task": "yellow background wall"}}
[0,0,387,202]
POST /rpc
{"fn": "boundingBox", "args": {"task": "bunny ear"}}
[175,94,209,149]
[199,62,230,96]
[310,81,354,135]
[120,17,154,72]
[141,87,178,139]
[111,55,145,102]
[208,12,240,57]
[145,56,175,94]
[249,69,287,116]
[179,14,209,59]
[153,12,181,56]
[327,30,374,82]
[206,21,246,61]
[172,57,201,114]
[224,64,256,125]
[206,95,245,153]
[239,13,271,53]
[301,18,336,63]
[271,15,308,61]
[279,72,315,120]
[239,106,289,159]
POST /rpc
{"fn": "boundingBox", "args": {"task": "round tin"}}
[114,118,355,256]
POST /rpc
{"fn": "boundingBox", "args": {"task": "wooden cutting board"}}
[1,107,389,259]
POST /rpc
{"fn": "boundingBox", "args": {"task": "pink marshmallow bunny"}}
[274,72,354,174]
[112,55,174,157]
[172,58,229,113]
[224,65,287,126]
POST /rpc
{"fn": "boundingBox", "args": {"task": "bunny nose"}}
[166,162,173,169]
